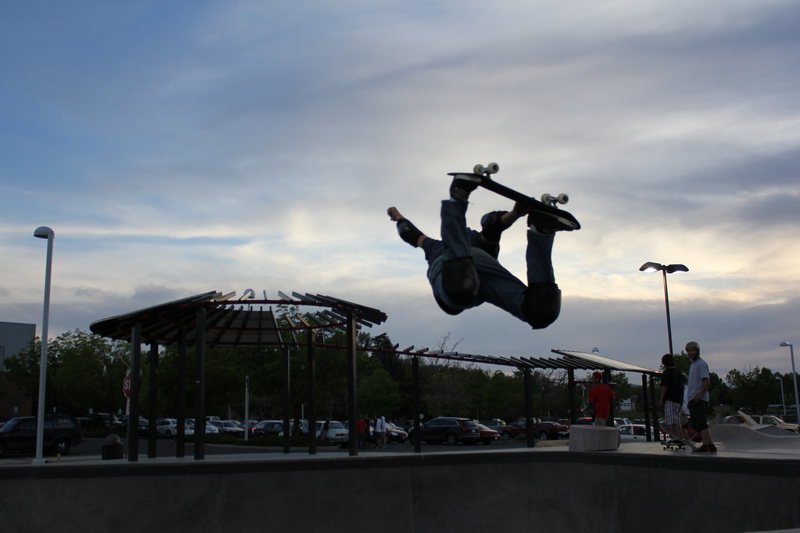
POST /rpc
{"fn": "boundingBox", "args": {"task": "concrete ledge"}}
[568,424,620,451]
[1,450,799,533]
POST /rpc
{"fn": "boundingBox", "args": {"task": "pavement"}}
[5,427,800,468]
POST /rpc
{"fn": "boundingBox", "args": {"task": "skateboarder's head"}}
[685,341,700,359]
[661,353,675,367]
[592,371,603,383]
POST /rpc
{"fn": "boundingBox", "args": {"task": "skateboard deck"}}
[448,162,580,231]
[661,427,697,451]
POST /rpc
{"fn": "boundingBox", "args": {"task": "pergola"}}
[90,290,388,461]
[91,290,662,461]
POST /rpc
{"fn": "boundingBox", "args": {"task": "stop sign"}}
[122,372,132,399]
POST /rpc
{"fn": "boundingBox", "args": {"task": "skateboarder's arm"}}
[499,201,528,227]
[387,207,427,247]
[693,378,710,403]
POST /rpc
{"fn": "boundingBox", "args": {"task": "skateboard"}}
[449,162,580,231]
[660,427,697,451]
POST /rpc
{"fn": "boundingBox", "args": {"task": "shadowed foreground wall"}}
[1,451,798,533]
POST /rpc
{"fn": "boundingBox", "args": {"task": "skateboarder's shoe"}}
[442,257,480,306]
[692,444,717,453]
[449,173,481,202]
[480,210,512,243]
[522,282,561,329]
[395,218,423,247]
[528,211,575,234]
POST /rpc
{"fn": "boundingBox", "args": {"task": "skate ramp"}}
[714,423,800,453]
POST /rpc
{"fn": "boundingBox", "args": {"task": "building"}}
[0,321,35,372]
[0,321,36,417]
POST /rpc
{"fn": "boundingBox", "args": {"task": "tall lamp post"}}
[33,226,55,464]
[776,376,786,417]
[639,262,689,355]
[779,342,799,423]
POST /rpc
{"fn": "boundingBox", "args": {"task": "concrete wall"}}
[1,451,799,533]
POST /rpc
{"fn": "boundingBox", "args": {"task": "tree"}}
[726,367,779,412]
[5,330,129,415]
[358,367,402,417]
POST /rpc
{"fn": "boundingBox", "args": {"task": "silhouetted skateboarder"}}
[387,173,575,329]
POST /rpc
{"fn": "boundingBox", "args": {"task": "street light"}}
[776,376,786,417]
[639,262,689,355]
[780,342,799,424]
[33,226,55,464]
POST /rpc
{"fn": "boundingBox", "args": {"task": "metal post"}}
[661,269,674,356]
[307,328,316,455]
[244,375,250,442]
[176,329,186,458]
[777,376,786,418]
[604,369,613,426]
[194,307,206,460]
[128,324,141,462]
[783,343,800,423]
[346,313,358,456]
[33,227,54,464]
[413,355,421,453]
[567,368,576,423]
[650,377,659,441]
[147,343,158,458]
[282,346,291,454]
[642,374,652,441]
[523,368,534,447]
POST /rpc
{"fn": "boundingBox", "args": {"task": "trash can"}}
[101,435,124,460]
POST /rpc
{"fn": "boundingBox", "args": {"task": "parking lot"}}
[0,434,548,464]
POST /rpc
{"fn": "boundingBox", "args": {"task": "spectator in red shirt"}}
[357,417,368,449]
[588,371,615,426]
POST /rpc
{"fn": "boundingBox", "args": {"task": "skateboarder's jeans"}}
[421,199,555,320]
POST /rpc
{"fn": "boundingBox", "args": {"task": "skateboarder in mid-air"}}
[387,172,575,329]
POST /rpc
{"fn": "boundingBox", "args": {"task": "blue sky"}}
[2,1,799,377]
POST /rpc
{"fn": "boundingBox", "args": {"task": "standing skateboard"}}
[448,162,580,231]
[661,427,697,451]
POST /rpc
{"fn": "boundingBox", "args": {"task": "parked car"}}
[155,418,194,438]
[500,418,567,440]
[0,416,82,457]
[478,419,506,432]
[751,415,799,433]
[385,422,408,444]
[186,419,219,434]
[618,424,648,442]
[408,417,481,445]
[251,420,285,438]
[118,415,150,434]
[475,422,500,444]
[539,420,570,439]
[209,420,245,436]
[614,417,633,427]
[316,420,348,443]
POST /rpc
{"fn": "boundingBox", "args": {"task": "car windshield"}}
[0,418,20,433]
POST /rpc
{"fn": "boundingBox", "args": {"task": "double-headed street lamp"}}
[33,226,55,464]
[639,262,689,355]
[779,341,800,423]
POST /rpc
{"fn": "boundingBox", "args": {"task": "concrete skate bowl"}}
[714,423,800,454]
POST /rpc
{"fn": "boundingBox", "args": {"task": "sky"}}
[1,1,798,378]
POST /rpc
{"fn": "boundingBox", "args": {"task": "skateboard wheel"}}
[473,162,500,175]
[541,193,569,205]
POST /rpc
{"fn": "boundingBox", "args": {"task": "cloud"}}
[2,1,799,380]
